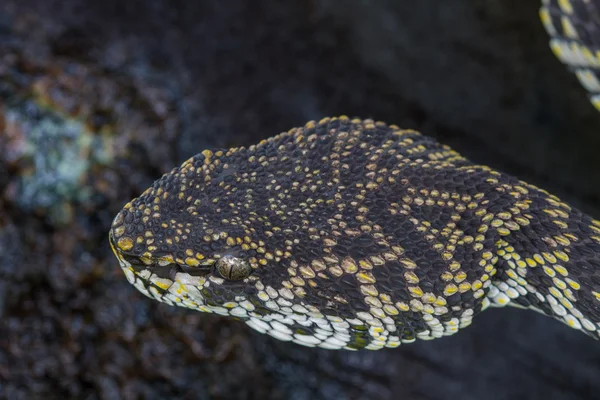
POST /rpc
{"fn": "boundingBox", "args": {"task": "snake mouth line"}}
[122,254,213,282]
[109,230,213,285]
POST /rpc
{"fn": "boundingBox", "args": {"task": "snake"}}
[109,116,600,351]
[109,3,600,351]
[540,0,600,112]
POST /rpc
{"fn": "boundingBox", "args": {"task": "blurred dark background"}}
[1,1,600,399]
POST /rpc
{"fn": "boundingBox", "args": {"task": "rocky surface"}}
[1,1,599,399]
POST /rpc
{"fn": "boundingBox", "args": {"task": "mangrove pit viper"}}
[109,116,600,350]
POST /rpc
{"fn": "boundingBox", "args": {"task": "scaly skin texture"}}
[540,0,600,111]
[110,117,600,350]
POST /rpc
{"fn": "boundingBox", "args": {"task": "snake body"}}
[540,0,600,111]
[110,117,600,350]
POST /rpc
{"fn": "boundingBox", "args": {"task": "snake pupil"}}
[216,255,251,281]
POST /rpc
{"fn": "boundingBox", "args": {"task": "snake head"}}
[110,117,488,350]
[108,148,264,315]
[108,129,381,349]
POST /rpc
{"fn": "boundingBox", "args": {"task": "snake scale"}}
[109,2,600,351]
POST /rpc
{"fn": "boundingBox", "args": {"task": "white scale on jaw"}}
[118,259,424,349]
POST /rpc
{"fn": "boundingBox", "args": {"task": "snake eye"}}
[216,255,252,281]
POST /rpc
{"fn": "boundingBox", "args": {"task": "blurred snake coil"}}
[540,0,600,112]
[109,1,600,351]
